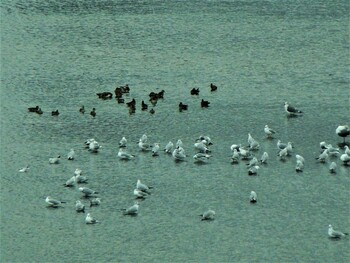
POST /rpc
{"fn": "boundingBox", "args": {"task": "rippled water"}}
[1,1,349,262]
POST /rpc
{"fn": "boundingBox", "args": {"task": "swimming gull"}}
[122,201,139,215]
[18,165,30,172]
[152,143,160,156]
[249,191,257,203]
[118,148,135,160]
[259,152,269,164]
[284,101,303,116]
[119,136,127,148]
[67,149,75,160]
[79,187,98,197]
[49,155,61,164]
[264,125,276,138]
[328,224,348,238]
[344,145,350,155]
[193,153,211,163]
[90,198,101,207]
[86,213,99,224]
[200,209,216,221]
[75,200,85,213]
[45,196,66,207]
[164,141,174,153]
[329,162,337,173]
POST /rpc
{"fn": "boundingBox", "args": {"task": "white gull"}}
[18,165,30,173]
[86,213,99,224]
[45,196,66,207]
[164,141,174,153]
[328,224,348,238]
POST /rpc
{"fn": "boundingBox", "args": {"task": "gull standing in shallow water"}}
[248,165,260,175]
[295,160,304,172]
[133,189,148,199]
[231,149,240,163]
[172,147,186,161]
[119,136,127,148]
[118,148,135,160]
[164,141,174,153]
[284,101,303,116]
[79,187,98,197]
[316,149,329,163]
[296,154,305,164]
[259,152,269,164]
[200,209,216,221]
[75,200,85,213]
[45,196,66,207]
[175,139,183,148]
[63,175,76,187]
[194,140,210,153]
[329,162,337,173]
[340,153,350,165]
[136,179,152,194]
[246,157,258,168]
[328,224,348,238]
[152,143,160,156]
[336,125,350,144]
[264,125,276,138]
[193,153,211,163]
[88,139,101,153]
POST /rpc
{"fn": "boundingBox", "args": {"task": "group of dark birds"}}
[27,83,218,117]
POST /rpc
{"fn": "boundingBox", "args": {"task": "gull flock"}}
[24,98,350,237]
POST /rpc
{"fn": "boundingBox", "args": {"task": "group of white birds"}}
[18,100,349,235]
[35,138,160,224]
